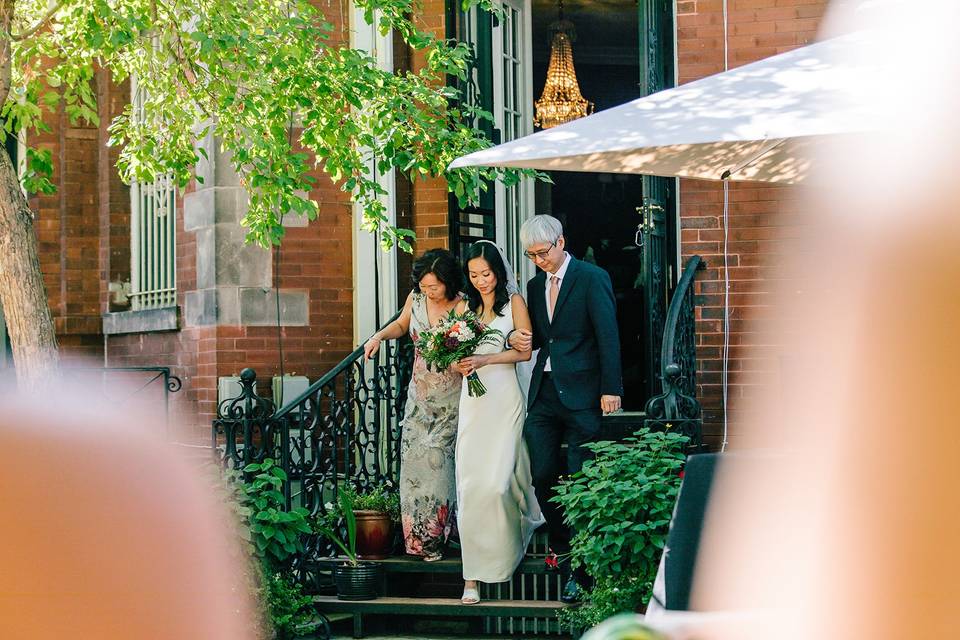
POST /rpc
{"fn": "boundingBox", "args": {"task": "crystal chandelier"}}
[534,0,593,129]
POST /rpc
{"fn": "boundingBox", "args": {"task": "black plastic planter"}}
[333,561,382,601]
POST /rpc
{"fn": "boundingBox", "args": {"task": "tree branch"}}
[10,0,62,41]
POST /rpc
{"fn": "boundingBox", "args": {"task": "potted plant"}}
[315,489,382,601]
[344,485,400,560]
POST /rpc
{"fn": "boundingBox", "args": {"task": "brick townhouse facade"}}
[1,0,828,446]
[676,0,825,443]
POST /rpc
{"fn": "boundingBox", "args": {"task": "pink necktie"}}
[548,275,560,321]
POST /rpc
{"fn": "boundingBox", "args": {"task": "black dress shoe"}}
[560,576,583,604]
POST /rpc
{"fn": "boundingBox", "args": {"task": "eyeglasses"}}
[524,240,558,261]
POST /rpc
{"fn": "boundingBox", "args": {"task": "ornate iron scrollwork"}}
[645,256,706,451]
[212,368,279,474]
[62,366,183,435]
[211,313,414,592]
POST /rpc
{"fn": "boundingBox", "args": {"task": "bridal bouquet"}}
[415,310,502,397]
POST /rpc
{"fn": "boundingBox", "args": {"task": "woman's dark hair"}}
[463,242,510,316]
[411,248,462,301]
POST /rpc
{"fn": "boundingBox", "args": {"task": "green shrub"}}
[262,570,314,637]
[552,426,688,630]
[236,459,312,567]
[231,459,315,636]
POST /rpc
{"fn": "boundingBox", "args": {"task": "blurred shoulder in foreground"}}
[0,393,258,640]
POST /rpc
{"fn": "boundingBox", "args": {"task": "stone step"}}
[314,595,569,616]
[313,595,571,638]
[313,555,553,575]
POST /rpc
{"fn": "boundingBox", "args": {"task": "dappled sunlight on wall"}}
[687,2,960,639]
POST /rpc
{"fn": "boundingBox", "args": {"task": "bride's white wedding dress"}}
[456,296,545,582]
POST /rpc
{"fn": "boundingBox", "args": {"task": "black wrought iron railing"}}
[215,259,707,589]
[644,255,705,450]
[212,312,413,589]
[63,366,183,435]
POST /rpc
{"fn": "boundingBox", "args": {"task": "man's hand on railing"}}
[601,395,622,415]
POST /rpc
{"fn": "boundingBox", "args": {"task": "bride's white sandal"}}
[461,586,481,605]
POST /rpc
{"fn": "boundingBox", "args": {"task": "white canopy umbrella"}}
[449,31,883,183]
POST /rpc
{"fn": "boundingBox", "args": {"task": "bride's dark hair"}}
[463,242,511,317]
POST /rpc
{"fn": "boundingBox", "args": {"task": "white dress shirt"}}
[544,252,570,372]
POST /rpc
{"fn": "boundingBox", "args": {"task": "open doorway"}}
[531,0,677,411]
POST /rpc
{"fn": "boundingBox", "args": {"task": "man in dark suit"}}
[508,214,623,603]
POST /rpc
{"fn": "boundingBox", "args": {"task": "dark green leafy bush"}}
[552,427,688,630]
[232,459,315,636]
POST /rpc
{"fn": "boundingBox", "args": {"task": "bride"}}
[453,240,545,604]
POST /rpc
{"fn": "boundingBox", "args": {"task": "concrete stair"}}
[311,548,573,638]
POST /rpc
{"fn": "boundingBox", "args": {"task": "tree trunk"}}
[0,149,60,390]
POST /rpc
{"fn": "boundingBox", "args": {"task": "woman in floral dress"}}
[363,249,463,560]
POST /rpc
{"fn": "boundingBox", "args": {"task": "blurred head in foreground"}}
[0,392,257,640]
[687,1,960,640]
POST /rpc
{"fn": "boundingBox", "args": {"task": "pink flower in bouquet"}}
[415,309,502,396]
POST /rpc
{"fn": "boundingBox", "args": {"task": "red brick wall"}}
[412,177,451,254]
[411,0,452,254]
[28,4,358,440]
[104,179,203,438]
[97,71,131,313]
[105,8,357,438]
[675,0,827,447]
[104,158,356,440]
[29,67,103,363]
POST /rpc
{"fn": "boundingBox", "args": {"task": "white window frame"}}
[350,7,399,343]
[129,77,177,311]
[491,0,536,284]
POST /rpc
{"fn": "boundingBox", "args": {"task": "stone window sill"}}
[102,306,179,335]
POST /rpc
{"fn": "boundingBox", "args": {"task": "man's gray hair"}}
[520,214,563,248]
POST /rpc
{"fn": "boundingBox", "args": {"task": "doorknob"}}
[637,200,664,214]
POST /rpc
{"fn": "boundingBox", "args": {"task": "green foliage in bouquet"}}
[415,309,503,371]
[415,309,503,395]
[552,426,689,631]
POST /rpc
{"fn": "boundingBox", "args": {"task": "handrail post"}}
[645,256,705,451]
[211,312,415,583]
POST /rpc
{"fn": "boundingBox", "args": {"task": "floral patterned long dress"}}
[399,293,462,558]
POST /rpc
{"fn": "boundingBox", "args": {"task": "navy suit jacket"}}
[526,257,624,411]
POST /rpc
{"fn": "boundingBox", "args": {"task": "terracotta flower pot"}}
[353,509,394,559]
